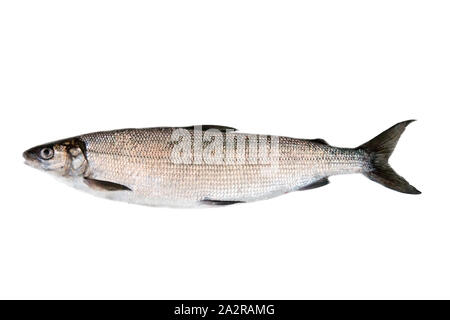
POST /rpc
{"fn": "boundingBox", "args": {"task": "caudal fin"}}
[358,120,421,194]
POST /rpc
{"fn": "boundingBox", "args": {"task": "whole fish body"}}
[23,121,420,208]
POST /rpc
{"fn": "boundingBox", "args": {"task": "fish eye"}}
[39,147,54,160]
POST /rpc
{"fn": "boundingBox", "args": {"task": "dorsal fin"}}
[182,125,237,132]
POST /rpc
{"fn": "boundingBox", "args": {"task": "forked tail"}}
[358,120,421,194]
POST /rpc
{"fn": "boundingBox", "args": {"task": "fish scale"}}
[78,128,367,206]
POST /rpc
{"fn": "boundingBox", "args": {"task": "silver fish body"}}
[23,122,420,208]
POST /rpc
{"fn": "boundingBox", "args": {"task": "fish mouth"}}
[23,149,36,161]
[23,145,41,161]
[23,147,41,168]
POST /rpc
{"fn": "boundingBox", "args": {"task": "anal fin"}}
[84,178,132,191]
[296,178,329,191]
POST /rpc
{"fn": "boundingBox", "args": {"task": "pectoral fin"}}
[84,178,132,191]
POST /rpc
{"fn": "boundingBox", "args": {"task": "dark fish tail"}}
[357,120,421,194]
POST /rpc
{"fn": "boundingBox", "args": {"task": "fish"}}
[23,120,420,208]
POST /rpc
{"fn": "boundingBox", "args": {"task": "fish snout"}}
[23,144,46,162]
[23,145,52,169]
[23,148,38,162]
[23,147,44,170]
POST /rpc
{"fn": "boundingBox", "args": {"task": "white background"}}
[0,1,448,299]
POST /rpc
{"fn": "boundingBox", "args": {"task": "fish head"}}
[23,138,88,177]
